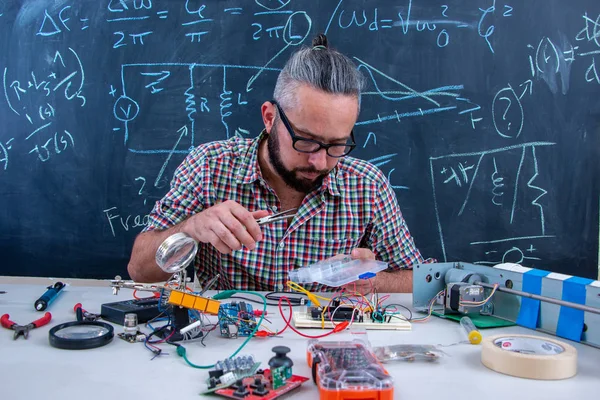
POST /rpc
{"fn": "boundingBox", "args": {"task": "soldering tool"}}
[35,282,66,311]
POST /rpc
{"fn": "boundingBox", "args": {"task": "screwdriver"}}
[460,316,482,345]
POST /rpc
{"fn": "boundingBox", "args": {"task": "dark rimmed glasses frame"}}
[270,100,356,158]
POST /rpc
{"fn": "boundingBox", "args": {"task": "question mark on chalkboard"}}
[500,96,512,130]
[492,86,523,139]
[135,176,147,205]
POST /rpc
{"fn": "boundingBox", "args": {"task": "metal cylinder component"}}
[445,269,483,285]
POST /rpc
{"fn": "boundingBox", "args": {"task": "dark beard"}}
[267,123,328,193]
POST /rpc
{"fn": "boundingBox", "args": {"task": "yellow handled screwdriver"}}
[460,316,482,344]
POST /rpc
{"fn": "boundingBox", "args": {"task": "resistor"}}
[460,316,482,344]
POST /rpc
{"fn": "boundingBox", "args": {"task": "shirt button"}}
[279,242,285,249]
[272,206,278,212]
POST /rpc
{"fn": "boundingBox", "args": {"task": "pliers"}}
[1,312,52,340]
[74,303,101,322]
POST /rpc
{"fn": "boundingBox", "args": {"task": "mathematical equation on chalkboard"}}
[1,0,599,266]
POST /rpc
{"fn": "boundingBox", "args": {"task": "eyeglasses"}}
[270,100,356,158]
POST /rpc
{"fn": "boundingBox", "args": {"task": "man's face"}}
[266,85,358,193]
[267,121,326,193]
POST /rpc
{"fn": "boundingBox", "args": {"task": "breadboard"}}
[292,311,411,331]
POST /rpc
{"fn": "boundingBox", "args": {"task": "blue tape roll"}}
[556,276,593,342]
[516,269,549,329]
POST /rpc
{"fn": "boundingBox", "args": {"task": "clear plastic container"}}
[288,255,388,287]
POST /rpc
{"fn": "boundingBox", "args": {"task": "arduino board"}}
[218,301,258,338]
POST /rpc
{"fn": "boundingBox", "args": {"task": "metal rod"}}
[475,281,600,315]
[484,313,600,349]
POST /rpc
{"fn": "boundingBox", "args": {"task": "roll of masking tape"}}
[481,334,577,380]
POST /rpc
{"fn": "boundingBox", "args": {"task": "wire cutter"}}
[255,208,298,225]
[1,312,52,340]
[74,303,101,322]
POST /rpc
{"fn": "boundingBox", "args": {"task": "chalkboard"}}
[1,0,599,280]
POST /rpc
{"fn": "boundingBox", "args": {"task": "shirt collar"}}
[236,131,265,185]
[322,167,341,197]
[236,130,342,197]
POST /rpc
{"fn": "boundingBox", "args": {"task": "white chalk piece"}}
[481,334,577,380]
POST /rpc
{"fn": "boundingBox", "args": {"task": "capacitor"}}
[460,316,482,344]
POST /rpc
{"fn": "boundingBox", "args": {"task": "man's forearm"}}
[376,269,413,293]
[128,222,188,283]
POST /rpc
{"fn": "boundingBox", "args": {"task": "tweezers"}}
[256,208,298,225]
[199,274,220,295]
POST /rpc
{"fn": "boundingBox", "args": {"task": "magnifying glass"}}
[49,321,114,350]
[155,232,198,274]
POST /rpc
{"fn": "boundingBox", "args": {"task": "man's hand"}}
[341,248,378,294]
[340,248,413,293]
[182,200,270,254]
[350,248,376,261]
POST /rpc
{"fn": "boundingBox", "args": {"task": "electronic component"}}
[298,298,413,330]
[310,304,359,322]
[117,332,146,343]
[117,313,142,343]
[218,302,257,338]
[100,298,161,325]
[307,339,394,400]
[445,282,484,314]
[106,235,221,343]
[270,366,287,391]
[268,346,293,389]
[203,356,261,394]
[167,289,220,315]
[213,355,258,375]
[292,310,411,331]
[123,313,138,335]
[211,369,309,400]
[207,347,308,399]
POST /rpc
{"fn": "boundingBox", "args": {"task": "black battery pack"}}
[101,298,161,325]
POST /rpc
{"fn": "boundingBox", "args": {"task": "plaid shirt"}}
[144,131,425,291]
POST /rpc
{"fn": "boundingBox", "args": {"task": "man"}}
[128,34,428,292]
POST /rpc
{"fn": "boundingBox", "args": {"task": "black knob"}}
[269,346,293,369]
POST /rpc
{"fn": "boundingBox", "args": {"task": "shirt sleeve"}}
[365,178,426,270]
[143,152,204,232]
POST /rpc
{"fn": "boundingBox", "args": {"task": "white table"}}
[1,280,599,399]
